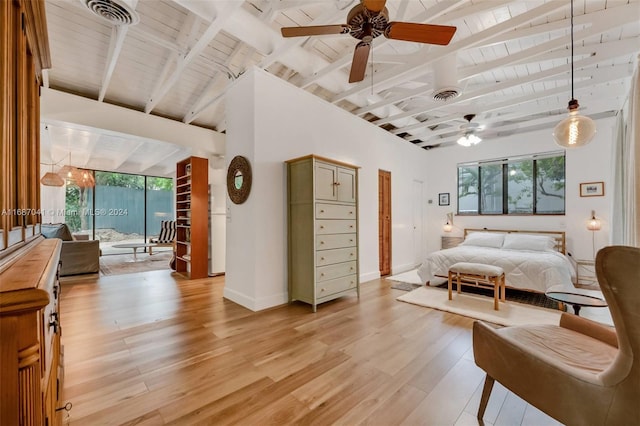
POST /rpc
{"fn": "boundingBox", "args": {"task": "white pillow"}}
[460,232,505,248]
[502,234,555,252]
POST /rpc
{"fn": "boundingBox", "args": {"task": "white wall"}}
[424,116,616,261]
[224,67,432,311]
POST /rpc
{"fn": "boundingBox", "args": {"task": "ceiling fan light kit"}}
[457,133,482,147]
[457,114,482,147]
[553,0,596,148]
[280,0,456,83]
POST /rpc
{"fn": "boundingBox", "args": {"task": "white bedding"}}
[417,246,575,293]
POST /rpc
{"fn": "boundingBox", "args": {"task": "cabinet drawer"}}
[316,220,356,234]
[316,274,357,298]
[316,233,356,250]
[316,247,357,266]
[317,261,357,282]
[316,203,356,219]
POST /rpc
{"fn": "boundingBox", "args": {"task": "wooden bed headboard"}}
[464,228,566,254]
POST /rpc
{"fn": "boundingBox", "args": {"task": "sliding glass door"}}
[95,172,145,254]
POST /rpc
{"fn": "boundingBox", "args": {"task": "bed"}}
[417,229,575,293]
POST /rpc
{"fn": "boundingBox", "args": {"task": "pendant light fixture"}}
[553,0,596,148]
[40,163,64,187]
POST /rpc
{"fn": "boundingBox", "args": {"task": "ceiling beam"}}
[360,30,638,119]
[183,45,249,124]
[182,3,353,125]
[144,1,243,114]
[140,148,182,173]
[376,39,636,131]
[406,64,633,141]
[99,25,129,102]
[146,13,201,115]
[112,141,145,170]
[289,0,471,89]
[330,1,568,105]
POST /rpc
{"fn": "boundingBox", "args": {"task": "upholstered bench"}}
[448,262,506,310]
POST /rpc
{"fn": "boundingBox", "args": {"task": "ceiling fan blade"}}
[281,24,349,37]
[349,41,371,83]
[362,0,387,13]
[385,22,457,45]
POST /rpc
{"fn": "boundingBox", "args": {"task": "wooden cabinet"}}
[286,155,360,312]
[0,238,63,426]
[1,0,50,258]
[175,156,209,279]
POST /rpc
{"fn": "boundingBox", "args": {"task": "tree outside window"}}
[457,153,565,215]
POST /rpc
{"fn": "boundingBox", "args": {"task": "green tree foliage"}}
[95,172,144,189]
[458,155,565,214]
[536,156,565,199]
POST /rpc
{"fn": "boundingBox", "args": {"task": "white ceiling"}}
[42,0,640,175]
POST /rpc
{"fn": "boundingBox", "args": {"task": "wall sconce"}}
[587,210,601,231]
[587,210,601,259]
[443,212,453,232]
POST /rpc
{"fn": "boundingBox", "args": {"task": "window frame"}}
[457,151,566,216]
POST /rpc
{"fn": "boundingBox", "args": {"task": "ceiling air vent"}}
[431,54,461,102]
[432,87,461,102]
[80,0,140,25]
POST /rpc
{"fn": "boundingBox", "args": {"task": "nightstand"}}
[575,259,598,287]
[441,236,464,249]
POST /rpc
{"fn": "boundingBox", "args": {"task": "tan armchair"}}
[473,245,640,425]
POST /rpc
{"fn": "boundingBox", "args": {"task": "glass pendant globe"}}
[457,133,481,147]
[553,108,596,148]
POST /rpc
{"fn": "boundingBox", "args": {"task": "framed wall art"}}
[579,182,604,197]
[439,192,450,206]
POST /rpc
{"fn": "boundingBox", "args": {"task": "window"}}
[457,152,565,215]
[63,171,175,254]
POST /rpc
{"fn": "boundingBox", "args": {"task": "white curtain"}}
[610,55,640,247]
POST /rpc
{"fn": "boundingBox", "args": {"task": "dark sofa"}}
[41,223,100,276]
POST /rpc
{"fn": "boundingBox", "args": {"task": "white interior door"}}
[412,180,424,266]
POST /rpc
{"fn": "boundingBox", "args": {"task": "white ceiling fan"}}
[457,114,484,147]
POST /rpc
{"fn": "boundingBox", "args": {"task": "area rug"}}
[99,251,173,276]
[385,269,423,285]
[387,269,558,309]
[397,286,562,326]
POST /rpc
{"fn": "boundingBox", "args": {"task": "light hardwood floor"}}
[59,271,562,425]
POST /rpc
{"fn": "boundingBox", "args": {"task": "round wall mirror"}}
[227,156,252,204]
[234,170,243,190]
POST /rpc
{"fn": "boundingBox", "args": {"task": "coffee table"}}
[545,289,608,316]
[111,243,157,261]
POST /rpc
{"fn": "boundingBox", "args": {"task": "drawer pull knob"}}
[350,253,354,256]
[321,273,325,276]
[349,225,354,228]
[321,288,325,292]
[350,267,354,270]
[49,312,59,333]
[320,257,325,261]
[349,211,353,215]
[320,209,325,213]
[320,241,325,244]
[320,225,324,229]
[350,239,353,242]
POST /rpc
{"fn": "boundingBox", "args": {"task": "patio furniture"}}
[149,220,176,255]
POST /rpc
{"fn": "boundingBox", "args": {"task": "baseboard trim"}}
[223,287,288,312]
[360,271,381,283]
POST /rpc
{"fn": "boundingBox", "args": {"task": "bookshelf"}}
[175,156,209,279]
